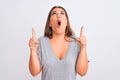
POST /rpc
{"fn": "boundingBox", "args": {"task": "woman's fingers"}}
[75,26,87,48]
[76,36,86,43]
[32,28,37,40]
[80,26,83,37]
[78,36,87,48]
[29,28,39,49]
[29,39,39,48]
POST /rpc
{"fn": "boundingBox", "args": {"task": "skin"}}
[49,8,69,60]
[29,28,41,76]
[49,8,67,35]
[29,8,88,76]
[76,26,88,76]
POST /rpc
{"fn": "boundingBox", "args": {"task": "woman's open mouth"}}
[58,21,61,25]
[57,20,61,27]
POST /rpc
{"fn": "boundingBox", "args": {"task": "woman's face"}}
[49,8,67,35]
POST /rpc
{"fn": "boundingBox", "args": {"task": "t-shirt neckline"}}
[47,38,71,62]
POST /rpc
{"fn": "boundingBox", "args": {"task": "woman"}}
[29,6,88,80]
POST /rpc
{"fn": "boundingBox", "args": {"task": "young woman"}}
[29,6,88,80]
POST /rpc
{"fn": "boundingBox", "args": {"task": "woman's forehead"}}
[51,8,65,12]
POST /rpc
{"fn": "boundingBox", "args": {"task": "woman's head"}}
[44,6,74,39]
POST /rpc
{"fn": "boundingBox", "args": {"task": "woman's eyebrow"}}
[51,11,56,15]
[60,10,65,13]
[52,10,65,13]
[51,10,57,13]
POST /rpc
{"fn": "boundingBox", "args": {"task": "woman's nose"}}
[57,13,60,18]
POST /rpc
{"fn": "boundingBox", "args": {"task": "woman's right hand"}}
[29,28,39,49]
[29,28,42,76]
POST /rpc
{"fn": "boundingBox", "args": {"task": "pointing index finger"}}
[80,26,84,37]
[32,28,36,40]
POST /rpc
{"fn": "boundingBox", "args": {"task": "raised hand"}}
[29,28,39,49]
[76,26,87,48]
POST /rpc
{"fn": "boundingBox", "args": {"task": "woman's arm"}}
[29,28,42,76]
[76,47,88,76]
[29,47,42,76]
[76,26,88,76]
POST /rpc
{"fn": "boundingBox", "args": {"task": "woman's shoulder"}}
[38,36,49,41]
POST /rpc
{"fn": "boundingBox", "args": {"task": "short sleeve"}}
[38,38,42,67]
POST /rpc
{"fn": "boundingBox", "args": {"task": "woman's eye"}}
[51,12,56,16]
[61,12,64,15]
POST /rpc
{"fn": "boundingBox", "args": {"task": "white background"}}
[0,0,120,80]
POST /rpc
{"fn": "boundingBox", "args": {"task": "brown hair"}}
[44,6,74,39]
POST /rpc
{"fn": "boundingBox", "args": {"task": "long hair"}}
[44,6,74,39]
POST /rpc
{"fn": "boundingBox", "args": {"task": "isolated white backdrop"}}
[0,0,120,80]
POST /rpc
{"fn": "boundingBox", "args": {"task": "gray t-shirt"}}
[38,36,80,80]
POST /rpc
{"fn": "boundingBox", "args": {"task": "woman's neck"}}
[50,34,70,48]
[53,33,64,40]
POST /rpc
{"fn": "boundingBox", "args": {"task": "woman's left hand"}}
[76,26,87,48]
